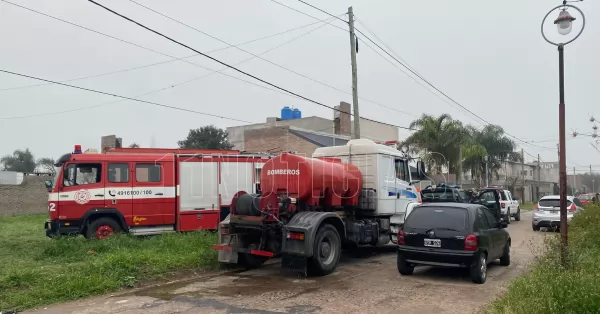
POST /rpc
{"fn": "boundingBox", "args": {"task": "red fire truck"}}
[44,145,270,239]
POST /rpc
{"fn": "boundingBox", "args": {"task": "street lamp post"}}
[541,0,586,267]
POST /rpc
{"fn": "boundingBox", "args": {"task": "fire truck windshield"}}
[51,166,61,188]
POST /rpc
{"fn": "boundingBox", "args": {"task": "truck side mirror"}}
[416,161,426,179]
[44,180,52,192]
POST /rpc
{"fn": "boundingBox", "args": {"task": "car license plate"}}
[424,239,441,247]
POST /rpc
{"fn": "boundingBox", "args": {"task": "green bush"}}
[0,214,218,311]
[488,204,600,314]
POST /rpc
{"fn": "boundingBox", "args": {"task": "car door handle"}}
[95,194,104,197]
[60,195,68,198]
[155,193,163,196]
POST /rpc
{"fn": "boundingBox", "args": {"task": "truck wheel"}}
[514,208,521,221]
[238,243,267,269]
[505,209,511,224]
[85,217,121,239]
[308,224,341,276]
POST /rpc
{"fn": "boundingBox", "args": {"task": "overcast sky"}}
[0,0,598,173]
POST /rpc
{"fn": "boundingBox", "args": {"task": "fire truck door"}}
[105,162,133,226]
[60,162,105,219]
[132,162,166,226]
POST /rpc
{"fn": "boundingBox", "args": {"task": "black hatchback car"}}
[397,203,510,284]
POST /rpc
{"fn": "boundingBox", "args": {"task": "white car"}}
[532,195,584,231]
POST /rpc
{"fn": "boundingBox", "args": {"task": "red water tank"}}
[260,153,363,207]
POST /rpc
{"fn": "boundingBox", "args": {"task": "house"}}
[227,102,400,156]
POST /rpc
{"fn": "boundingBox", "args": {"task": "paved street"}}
[27,211,543,314]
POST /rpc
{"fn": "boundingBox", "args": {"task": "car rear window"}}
[579,195,594,200]
[538,199,573,207]
[405,206,468,230]
[421,190,455,202]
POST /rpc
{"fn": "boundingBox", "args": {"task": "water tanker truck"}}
[212,139,426,275]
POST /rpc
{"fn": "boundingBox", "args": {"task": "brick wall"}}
[0,175,49,216]
[244,126,319,157]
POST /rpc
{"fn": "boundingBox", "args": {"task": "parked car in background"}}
[532,195,584,231]
[420,184,470,203]
[397,203,510,284]
[577,193,596,206]
[484,186,521,223]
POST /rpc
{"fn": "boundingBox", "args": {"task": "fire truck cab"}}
[44,145,270,239]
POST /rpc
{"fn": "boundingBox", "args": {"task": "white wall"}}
[0,171,24,185]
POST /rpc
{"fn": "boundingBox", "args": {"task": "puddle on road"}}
[130,267,351,303]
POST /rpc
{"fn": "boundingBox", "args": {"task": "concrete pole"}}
[348,7,360,139]
[457,146,463,185]
[521,149,525,201]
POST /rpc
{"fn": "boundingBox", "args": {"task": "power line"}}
[0,0,332,104]
[87,0,414,131]
[285,0,554,151]
[269,0,348,33]
[3,15,335,120]
[0,69,255,123]
[131,1,418,119]
[0,12,333,92]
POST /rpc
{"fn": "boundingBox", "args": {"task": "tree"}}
[178,125,234,150]
[128,143,140,148]
[462,125,522,185]
[37,157,57,175]
[1,149,36,173]
[401,114,468,175]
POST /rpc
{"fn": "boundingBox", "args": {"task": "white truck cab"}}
[313,139,424,243]
[487,187,521,222]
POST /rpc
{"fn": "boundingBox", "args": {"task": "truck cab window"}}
[395,159,406,181]
[109,163,129,183]
[63,163,102,187]
[136,163,161,183]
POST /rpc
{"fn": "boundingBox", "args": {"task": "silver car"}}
[532,195,584,231]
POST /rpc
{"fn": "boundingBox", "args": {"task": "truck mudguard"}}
[81,208,128,231]
[281,211,345,257]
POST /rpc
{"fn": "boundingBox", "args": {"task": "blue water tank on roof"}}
[281,106,293,120]
[292,108,301,119]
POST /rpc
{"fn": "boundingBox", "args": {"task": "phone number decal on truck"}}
[114,190,153,196]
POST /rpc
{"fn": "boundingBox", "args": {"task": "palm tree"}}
[462,125,522,185]
[402,114,468,175]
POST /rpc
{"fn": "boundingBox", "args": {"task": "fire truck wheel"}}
[85,217,121,240]
[309,224,341,276]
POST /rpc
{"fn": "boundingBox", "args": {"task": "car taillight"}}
[397,230,405,245]
[501,202,505,208]
[535,203,540,210]
[569,203,576,212]
[464,234,478,251]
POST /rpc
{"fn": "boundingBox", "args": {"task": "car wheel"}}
[500,241,511,266]
[308,224,341,276]
[532,223,540,231]
[506,209,511,224]
[515,208,521,221]
[470,253,487,284]
[397,253,414,275]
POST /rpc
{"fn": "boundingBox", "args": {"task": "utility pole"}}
[457,146,463,185]
[537,154,541,200]
[572,167,576,196]
[521,149,525,201]
[348,6,360,139]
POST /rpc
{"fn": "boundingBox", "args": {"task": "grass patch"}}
[520,202,536,211]
[488,204,600,314]
[0,214,218,311]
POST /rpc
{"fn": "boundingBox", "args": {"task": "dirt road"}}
[27,211,542,314]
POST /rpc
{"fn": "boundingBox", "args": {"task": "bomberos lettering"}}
[267,169,300,175]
